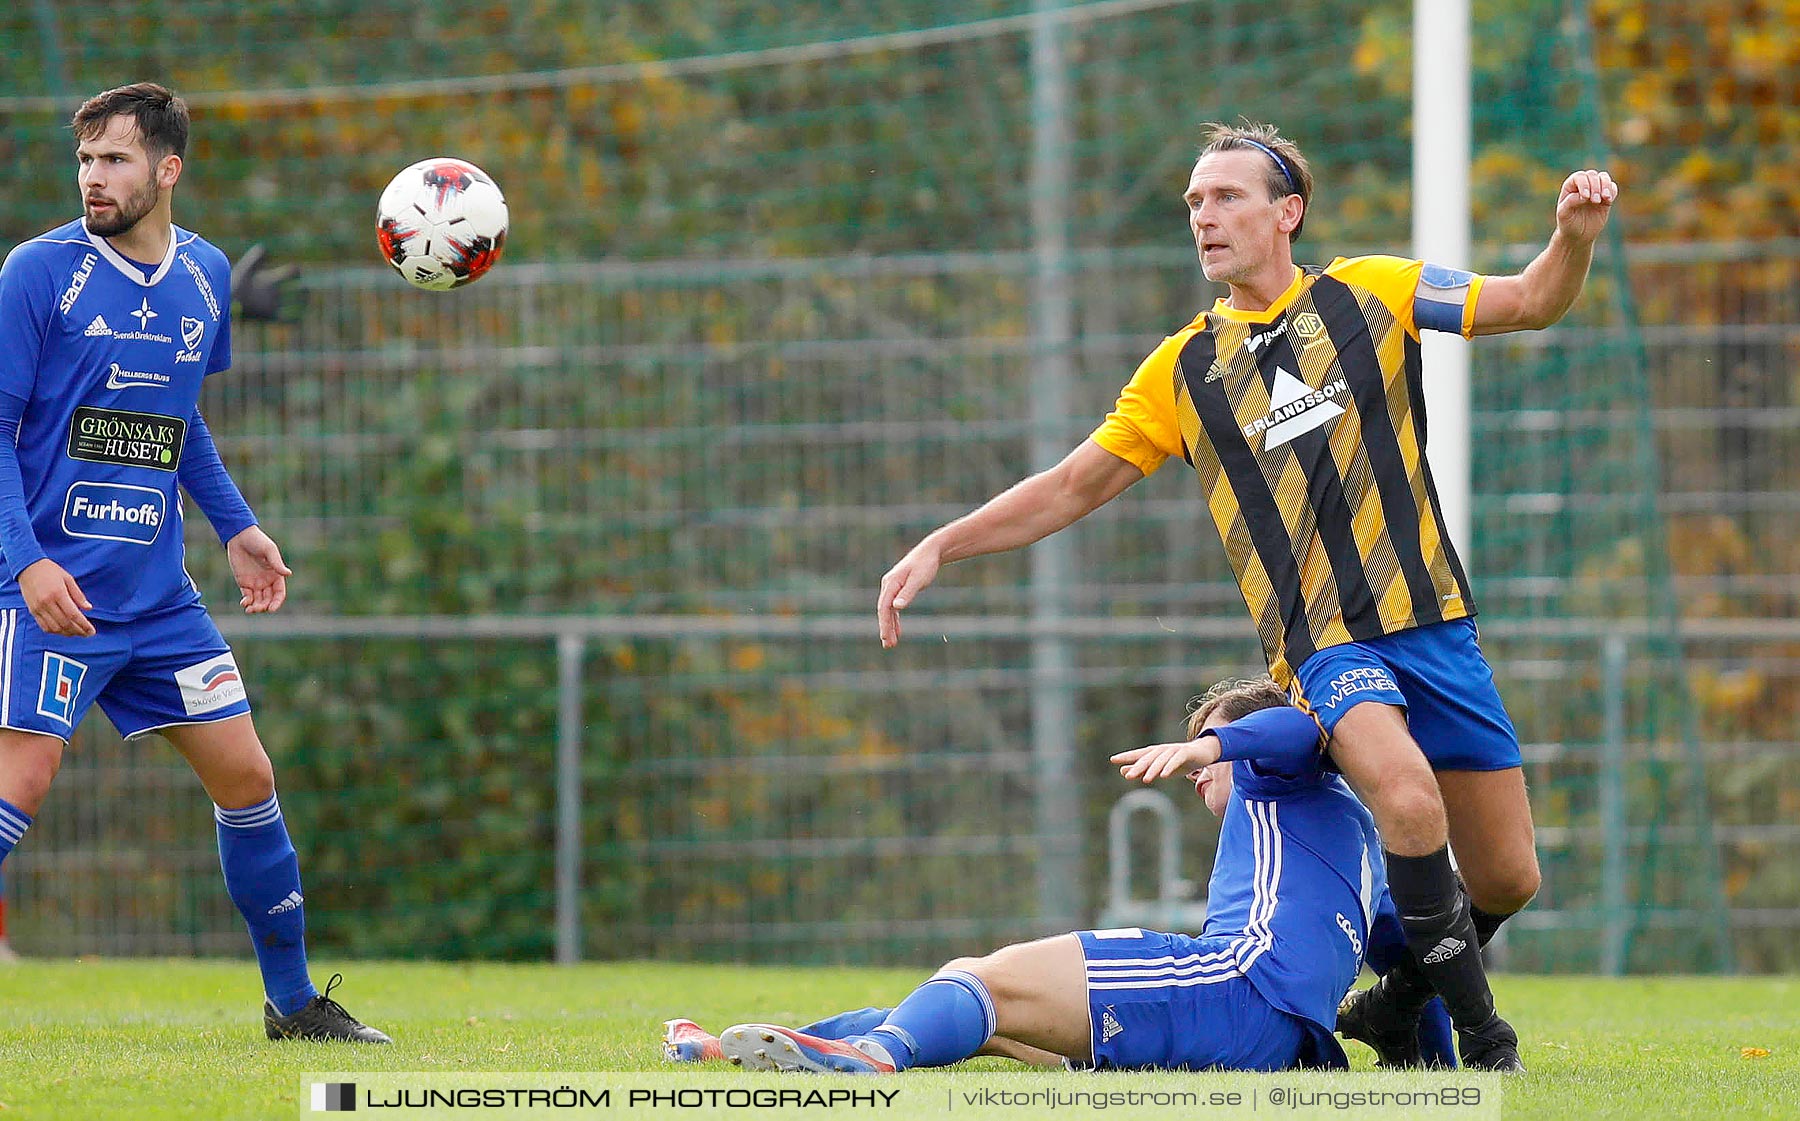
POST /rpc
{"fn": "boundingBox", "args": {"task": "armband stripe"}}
[1414,297,1466,334]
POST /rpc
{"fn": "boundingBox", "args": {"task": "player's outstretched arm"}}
[1470,169,1618,335]
[877,439,1143,648]
[1111,733,1223,784]
[227,526,292,614]
[1113,707,1325,784]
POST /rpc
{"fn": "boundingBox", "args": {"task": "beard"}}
[85,177,160,238]
[1199,248,1254,287]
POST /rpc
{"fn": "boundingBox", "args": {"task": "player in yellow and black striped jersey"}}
[877,119,1620,1073]
[1093,254,1484,685]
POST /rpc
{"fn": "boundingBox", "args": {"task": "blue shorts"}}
[1077,928,1305,1071]
[1291,618,1521,771]
[0,601,251,741]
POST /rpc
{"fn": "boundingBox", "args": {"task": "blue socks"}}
[216,794,317,1016]
[0,795,32,869]
[862,969,997,1071]
[0,796,29,944]
[1417,996,1457,1068]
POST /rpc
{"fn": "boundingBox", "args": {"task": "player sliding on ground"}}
[0,83,385,1042]
[663,678,1456,1073]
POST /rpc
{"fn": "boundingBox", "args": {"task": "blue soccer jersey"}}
[1201,707,1385,1055]
[0,219,235,619]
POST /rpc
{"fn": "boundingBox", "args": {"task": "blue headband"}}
[1238,138,1298,195]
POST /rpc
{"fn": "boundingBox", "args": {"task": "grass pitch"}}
[1,961,1794,1120]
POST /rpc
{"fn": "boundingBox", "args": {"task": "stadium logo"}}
[175,655,247,717]
[68,406,185,471]
[1242,367,1348,450]
[310,1083,356,1112]
[180,252,221,320]
[35,652,88,726]
[83,315,113,337]
[60,253,97,315]
[62,482,166,545]
[1335,912,1363,956]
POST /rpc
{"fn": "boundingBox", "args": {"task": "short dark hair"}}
[1184,676,1292,740]
[1198,120,1313,242]
[72,82,189,161]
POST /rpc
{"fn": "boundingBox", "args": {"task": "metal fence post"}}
[1600,633,1628,975]
[555,632,586,964]
[1027,0,1082,930]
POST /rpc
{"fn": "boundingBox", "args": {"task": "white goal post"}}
[1414,0,1472,555]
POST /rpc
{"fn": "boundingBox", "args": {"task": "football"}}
[375,157,509,290]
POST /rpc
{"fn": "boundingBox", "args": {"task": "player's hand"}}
[19,558,96,637]
[877,540,943,648]
[227,526,292,613]
[1554,169,1618,246]
[1111,734,1222,784]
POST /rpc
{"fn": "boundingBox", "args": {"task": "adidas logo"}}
[1241,366,1348,450]
[1100,1008,1124,1043]
[1423,936,1467,965]
[266,891,305,915]
[84,315,113,337]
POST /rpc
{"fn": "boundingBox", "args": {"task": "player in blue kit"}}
[0,83,386,1042]
[667,678,1455,1074]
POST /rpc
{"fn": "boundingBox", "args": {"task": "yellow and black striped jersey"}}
[1092,255,1486,684]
